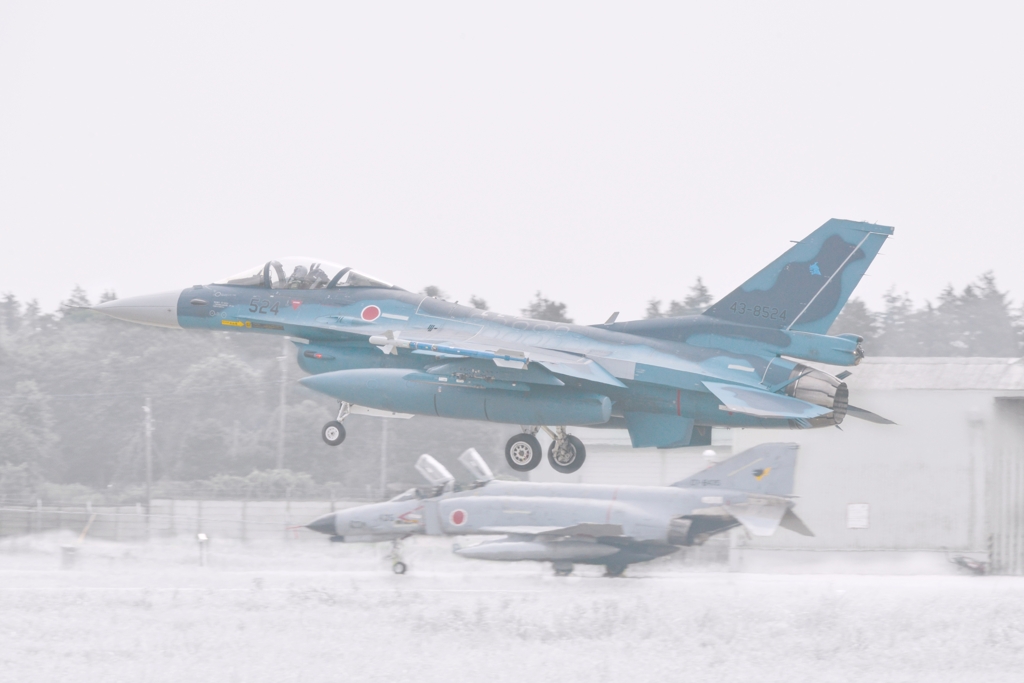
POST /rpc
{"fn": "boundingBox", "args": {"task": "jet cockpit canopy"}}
[214,258,394,290]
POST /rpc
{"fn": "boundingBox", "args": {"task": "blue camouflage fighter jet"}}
[94,219,894,474]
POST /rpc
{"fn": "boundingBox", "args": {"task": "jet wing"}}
[287,314,631,389]
[534,359,627,388]
[703,381,831,420]
[536,523,624,537]
[367,333,628,388]
[479,523,625,538]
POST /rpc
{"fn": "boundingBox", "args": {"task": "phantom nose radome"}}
[306,513,338,536]
[92,290,183,329]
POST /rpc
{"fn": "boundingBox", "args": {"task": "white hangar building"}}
[530,357,1024,575]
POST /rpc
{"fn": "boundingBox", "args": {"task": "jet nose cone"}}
[92,290,183,329]
[306,513,338,536]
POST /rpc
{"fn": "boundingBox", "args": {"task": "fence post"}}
[284,489,291,542]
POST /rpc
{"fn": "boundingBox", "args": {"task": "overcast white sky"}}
[1,2,1022,323]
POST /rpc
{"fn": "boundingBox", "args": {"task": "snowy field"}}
[2,533,1023,683]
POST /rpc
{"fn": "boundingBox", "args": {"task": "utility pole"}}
[143,398,153,531]
[277,338,288,470]
[379,419,389,500]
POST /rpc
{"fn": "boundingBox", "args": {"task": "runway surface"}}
[2,533,1022,682]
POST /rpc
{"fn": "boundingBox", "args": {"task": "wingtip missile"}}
[368,331,401,355]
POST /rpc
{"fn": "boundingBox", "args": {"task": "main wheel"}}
[505,433,543,472]
[322,421,346,446]
[604,563,627,578]
[553,562,574,576]
[547,435,586,474]
[392,561,407,575]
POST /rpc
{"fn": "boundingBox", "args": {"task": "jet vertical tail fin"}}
[702,219,894,335]
[674,442,798,497]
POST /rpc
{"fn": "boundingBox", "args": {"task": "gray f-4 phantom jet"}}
[306,444,811,576]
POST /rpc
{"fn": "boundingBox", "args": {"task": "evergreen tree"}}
[61,285,91,311]
[645,299,664,319]
[0,294,20,335]
[828,298,879,353]
[646,278,714,318]
[873,289,920,356]
[0,381,59,476]
[421,285,447,299]
[521,292,572,323]
[671,277,714,316]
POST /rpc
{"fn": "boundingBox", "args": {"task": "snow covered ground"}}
[2,532,1023,683]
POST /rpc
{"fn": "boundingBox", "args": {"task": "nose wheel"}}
[389,539,408,575]
[322,421,346,446]
[322,402,350,446]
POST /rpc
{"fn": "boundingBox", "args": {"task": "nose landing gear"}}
[322,402,350,446]
[389,539,408,575]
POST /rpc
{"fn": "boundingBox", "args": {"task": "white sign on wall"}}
[847,503,870,529]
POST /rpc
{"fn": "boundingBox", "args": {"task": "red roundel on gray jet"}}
[361,305,381,321]
[450,509,466,526]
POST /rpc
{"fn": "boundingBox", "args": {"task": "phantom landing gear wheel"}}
[505,433,543,472]
[322,421,346,446]
[547,434,586,474]
[392,561,408,575]
[604,563,627,578]
[553,561,574,577]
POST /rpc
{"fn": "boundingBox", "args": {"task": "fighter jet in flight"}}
[305,445,811,576]
[93,218,893,474]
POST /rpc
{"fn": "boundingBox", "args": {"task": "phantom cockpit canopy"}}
[215,259,394,290]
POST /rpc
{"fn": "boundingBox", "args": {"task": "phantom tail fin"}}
[674,442,798,496]
[703,219,893,335]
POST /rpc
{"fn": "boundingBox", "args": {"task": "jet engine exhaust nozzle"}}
[785,365,848,427]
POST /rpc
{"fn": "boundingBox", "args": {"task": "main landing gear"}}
[322,402,350,446]
[603,563,628,578]
[504,427,586,474]
[553,561,574,577]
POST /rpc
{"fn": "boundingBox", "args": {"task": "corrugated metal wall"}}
[989,399,1024,575]
[734,389,987,552]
